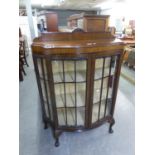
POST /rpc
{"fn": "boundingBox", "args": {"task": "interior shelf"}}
[54,82,86,93]
[55,90,86,108]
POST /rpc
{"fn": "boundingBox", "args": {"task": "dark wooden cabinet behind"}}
[39,12,58,32]
[67,13,110,32]
[46,13,58,32]
[31,32,124,147]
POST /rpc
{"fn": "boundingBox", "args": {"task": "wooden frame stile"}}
[108,52,124,133]
[46,56,63,147]
[85,56,93,129]
[87,56,95,128]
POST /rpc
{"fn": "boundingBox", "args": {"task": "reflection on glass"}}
[37,58,48,79]
[52,60,86,83]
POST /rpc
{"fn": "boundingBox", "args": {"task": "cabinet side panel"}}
[33,56,53,122]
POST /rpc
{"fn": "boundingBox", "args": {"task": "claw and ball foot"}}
[55,138,60,147]
[109,127,114,133]
[109,118,115,134]
[54,130,62,147]
[44,122,48,129]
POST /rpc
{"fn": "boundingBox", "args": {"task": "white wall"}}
[19,16,38,53]
[100,3,135,33]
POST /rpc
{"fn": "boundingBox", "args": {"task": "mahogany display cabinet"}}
[31,32,124,147]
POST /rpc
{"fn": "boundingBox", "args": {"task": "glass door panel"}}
[52,59,87,127]
[92,55,118,124]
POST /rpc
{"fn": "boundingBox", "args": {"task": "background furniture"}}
[19,37,29,67]
[67,13,110,32]
[38,12,58,32]
[124,46,135,69]
[19,36,29,81]
[32,32,124,147]
[119,36,135,69]
[19,41,26,81]
[107,26,116,35]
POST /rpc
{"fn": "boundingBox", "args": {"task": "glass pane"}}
[37,59,42,77]
[76,60,87,82]
[76,83,86,106]
[44,102,49,117]
[52,60,63,73]
[105,57,111,67]
[57,108,66,126]
[108,88,113,99]
[94,58,103,80]
[37,58,48,80]
[55,94,64,108]
[46,81,53,121]
[64,61,74,82]
[66,84,75,107]
[52,60,63,83]
[40,79,46,101]
[104,57,111,77]
[76,60,86,70]
[100,77,109,100]
[77,107,85,126]
[111,56,117,75]
[93,80,101,103]
[102,88,107,100]
[54,83,86,108]
[103,77,109,88]
[67,108,75,126]
[95,58,103,68]
[57,107,85,126]
[54,83,64,96]
[99,100,106,119]
[92,103,100,123]
[43,59,47,77]
[53,72,63,83]
[105,98,112,116]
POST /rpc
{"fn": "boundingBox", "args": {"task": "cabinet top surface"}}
[32,38,123,48]
[32,32,125,55]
